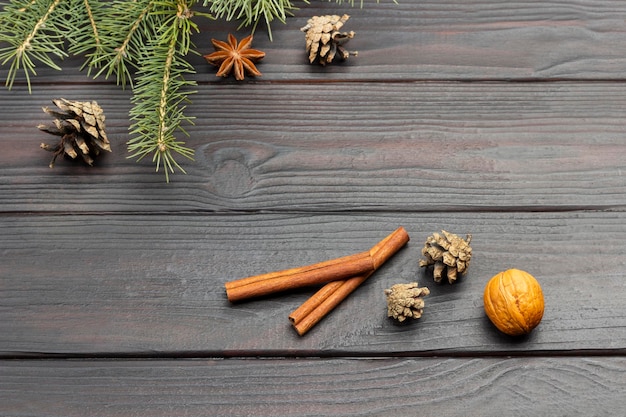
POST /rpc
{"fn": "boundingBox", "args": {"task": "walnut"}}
[484,269,544,336]
[384,282,430,322]
[419,230,472,284]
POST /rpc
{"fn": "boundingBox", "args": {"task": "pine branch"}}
[66,0,107,74]
[89,0,160,87]
[0,0,67,92]
[204,0,299,41]
[127,0,200,182]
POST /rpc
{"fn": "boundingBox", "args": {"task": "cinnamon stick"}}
[287,280,346,327]
[289,272,372,336]
[225,227,409,303]
[288,226,410,335]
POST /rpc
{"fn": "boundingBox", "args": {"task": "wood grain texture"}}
[2,211,625,356]
[2,1,626,413]
[1,357,625,416]
[2,82,625,212]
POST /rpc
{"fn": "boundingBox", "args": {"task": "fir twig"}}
[89,0,159,87]
[66,0,107,74]
[0,0,67,92]
[127,0,199,182]
[204,0,299,41]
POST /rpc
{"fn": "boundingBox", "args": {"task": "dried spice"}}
[419,230,472,284]
[225,227,410,336]
[39,98,111,168]
[226,227,409,303]
[300,14,357,65]
[484,269,545,336]
[287,227,410,336]
[384,282,430,322]
[203,34,265,80]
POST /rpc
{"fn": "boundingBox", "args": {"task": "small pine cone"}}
[384,282,430,322]
[300,14,357,65]
[419,231,472,284]
[39,98,111,168]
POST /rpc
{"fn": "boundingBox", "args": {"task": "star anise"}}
[203,34,265,81]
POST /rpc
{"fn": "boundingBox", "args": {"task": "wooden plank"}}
[3,1,626,85]
[2,82,626,212]
[1,211,625,355]
[1,357,625,416]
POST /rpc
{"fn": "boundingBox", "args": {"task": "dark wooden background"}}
[2,1,626,415]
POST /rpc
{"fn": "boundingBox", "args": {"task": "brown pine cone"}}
[384,282,430,322]
[300,14,357,65]
[39,98,111,168]
[419,230,472,284]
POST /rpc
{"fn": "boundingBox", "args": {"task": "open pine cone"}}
[300,14,357,65]
[384,282,430,322]
[419,230,472,284]
[39,98,111,168]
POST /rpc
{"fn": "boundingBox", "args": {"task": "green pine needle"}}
[0,0,67,92]
[127,0,198,183]
[66,0,108,74]
[204,0,299,41]
[88,0,160,87]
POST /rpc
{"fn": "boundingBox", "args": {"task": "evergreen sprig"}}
[0,0,209,181]
[0,0,67,92]
[127,0,199,182]
[88,0,161,87]
[66,0,107,74]
[204,0,297,41]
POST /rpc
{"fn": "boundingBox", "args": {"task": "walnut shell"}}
[483,269,544,336]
